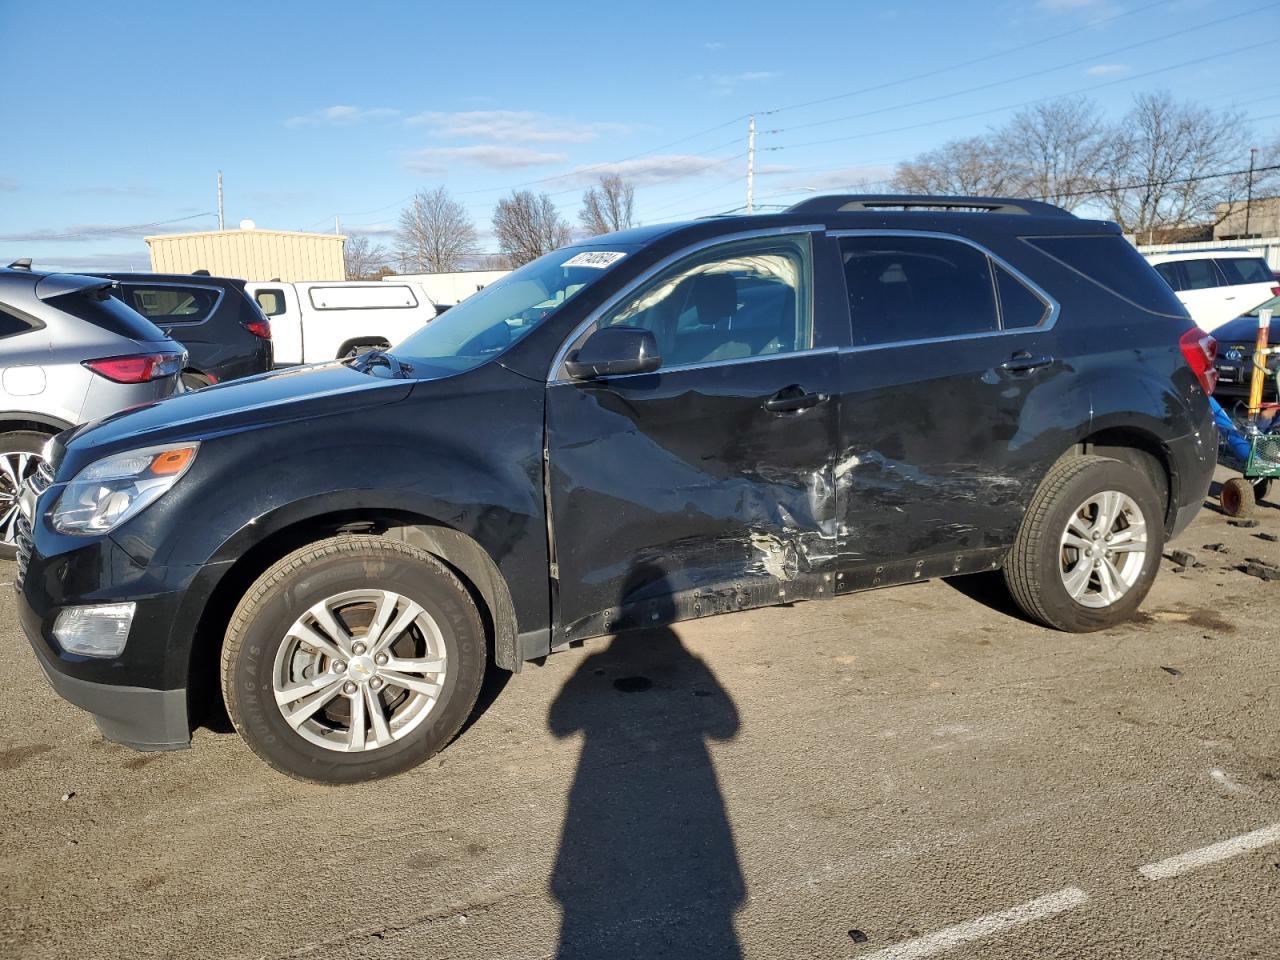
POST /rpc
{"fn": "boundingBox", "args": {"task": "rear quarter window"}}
[121,284,219,323]
[1215,257,1274,286]
[52,289,168,341]
[1027,236,1187,318]
[0,305,40,339]
[307,285,419,310]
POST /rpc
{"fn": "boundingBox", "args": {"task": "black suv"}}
[104,273,273,388]
[17,196,1217,783]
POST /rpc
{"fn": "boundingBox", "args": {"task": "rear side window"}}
[995,265,1050,329]
[307,284,419,310]
[51,289,167,341]
[0,306,39,339]
[1153,262,1183,291]
[1177,258,1221,290]
[1028,236,1187,318]
[121,284,219,323]
[840,235,997,345]
[1215,257,1273,286]
[255,289,286,316]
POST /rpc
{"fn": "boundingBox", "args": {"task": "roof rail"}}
[785,194,1074,218]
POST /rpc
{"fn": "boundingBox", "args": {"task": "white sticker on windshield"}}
[562,251,627,269]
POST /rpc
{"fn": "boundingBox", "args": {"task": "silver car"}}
[0,261,184,557]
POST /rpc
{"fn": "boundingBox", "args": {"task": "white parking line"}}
[857,887,1089,960]
[1138,823,1280,881]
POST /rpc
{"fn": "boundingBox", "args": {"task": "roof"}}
[144,228,346,244]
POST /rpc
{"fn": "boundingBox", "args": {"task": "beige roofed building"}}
[145,224,345,281]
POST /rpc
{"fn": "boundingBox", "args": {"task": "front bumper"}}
[22,614,190,751]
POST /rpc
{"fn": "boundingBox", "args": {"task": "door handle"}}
[764,386,829,413]
[999,351,1053,375]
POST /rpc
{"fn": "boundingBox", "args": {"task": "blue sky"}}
[1,0,1277,272]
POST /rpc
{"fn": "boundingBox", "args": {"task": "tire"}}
[0,430,51,561]
[181,371,213,391]
[1220,477,1255,518]
[221,534,486,784]
[1250,477,1271,505]
[1004,455,1164,632]
[341,341,386,360]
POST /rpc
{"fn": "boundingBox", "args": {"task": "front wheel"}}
[221,535,487,783]
[1004,455,1164,632]
[0,430,50,560]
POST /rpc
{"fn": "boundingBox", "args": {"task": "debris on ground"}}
[1172,566,1187,574]
[1167,549,1198,567]
[1257,533,1280,543]
[1203,543,1229,553]
[1242,561,1280,581]
[1229,519,1261,528]
[1160,666,1182,676]
[60,792,75,802]
[848,930,869,944]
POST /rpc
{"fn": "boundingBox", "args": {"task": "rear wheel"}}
[1250,476,1271,505]
[0,430,50,561]
[1004,455,1164,632]
[1220,477,1255,518]
[181,371,213,391]
[221,535,486,783]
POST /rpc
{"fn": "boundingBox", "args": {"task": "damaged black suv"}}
[17,195,1217,783]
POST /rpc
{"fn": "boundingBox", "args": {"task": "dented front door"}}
[546,351,840,643]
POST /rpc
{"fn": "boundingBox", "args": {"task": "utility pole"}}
[746,114,756,215]
[1245,147,1257,238]
[216,171,225,230]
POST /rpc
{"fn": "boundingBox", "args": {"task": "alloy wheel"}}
[272,589,449,752]
[1059,490,1148,609]
[0,450,42,547]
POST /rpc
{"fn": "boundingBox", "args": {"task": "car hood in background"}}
[61,361,415,461]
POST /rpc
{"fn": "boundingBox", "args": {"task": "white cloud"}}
[765,163,896,193]
[66,185,159,199]
[548,154,734,188]
[345,222,397,238]
[694,71,782,94]
[15,251,153,272]
[403,145,568,174]
[286,105,400,127]
[405,109,628,144]
[0,219,215,243]
[1039,0,1106,9]
[704,40,725,50]
[1085,63,1131,76]
[0,178,17,192]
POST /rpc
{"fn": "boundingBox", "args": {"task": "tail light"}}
[1270,285,1280,297]
[82,352,184,384]
[1179,328,1218,395]
[243,318,271,339]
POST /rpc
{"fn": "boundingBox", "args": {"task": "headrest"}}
[688,273,737,324]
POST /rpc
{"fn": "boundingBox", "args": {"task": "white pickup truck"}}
[245,281,436,364]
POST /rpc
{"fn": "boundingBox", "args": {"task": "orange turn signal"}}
[149,447,196,476]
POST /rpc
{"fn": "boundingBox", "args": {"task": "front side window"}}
[595,234,811,368]
[123,285,218,322]
[255,289,286,316]
[840,235,997,346]
[1216,257,1273,286]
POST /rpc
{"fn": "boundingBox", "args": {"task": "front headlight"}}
[51,442,199,534]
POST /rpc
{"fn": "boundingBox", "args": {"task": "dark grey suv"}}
[0,262,183,556]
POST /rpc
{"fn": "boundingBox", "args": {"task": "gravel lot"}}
[2,469,1279,960]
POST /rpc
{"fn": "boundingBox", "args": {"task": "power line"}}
[768,35,1280,152]
[765,1,1280,136]
[11,211,218,243]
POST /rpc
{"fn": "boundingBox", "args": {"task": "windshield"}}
[392,246,633,373]
[1247,295,1280,317]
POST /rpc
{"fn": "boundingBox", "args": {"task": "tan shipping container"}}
[145,227,346,281]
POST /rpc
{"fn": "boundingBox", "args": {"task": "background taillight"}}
[82,352,184,384]
[243,318,271,339]
[1178,328,1218,395]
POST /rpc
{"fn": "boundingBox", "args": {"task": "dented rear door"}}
[545,228,844,643]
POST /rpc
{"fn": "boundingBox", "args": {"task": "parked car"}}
[244,280,435,364]
[103,273,273,389]
[1146,249,1278,332]
[0,261,184,558]
[17,195,1216,783]
[1210,296,1280,405]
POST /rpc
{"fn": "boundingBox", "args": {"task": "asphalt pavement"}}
[2,469,1278,960]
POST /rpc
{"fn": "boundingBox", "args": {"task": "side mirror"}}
[564,326,661,380]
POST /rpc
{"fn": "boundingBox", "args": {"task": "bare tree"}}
[996,97,1109,211]
[579,173,636,236]
[395,187,479,273]
[343,234,389,280]
[1098,92,1253,238]
[492,190,572,267]
[891,135,1020,197]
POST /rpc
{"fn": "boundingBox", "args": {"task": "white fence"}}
[1135,237,1280,270]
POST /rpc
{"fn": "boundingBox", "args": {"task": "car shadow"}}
[546,564,745,959]
[942,570,1040,626]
